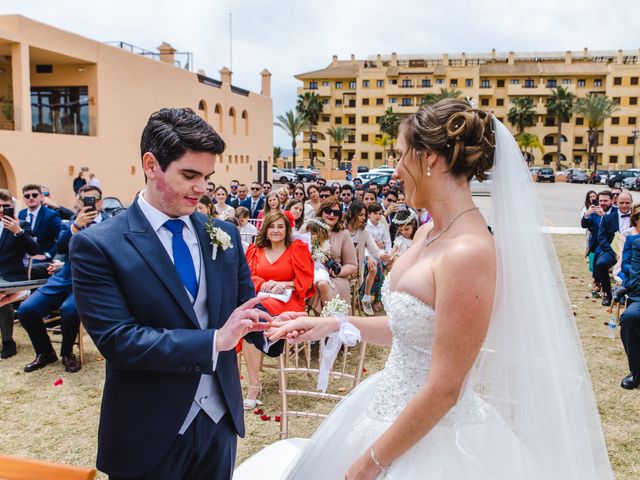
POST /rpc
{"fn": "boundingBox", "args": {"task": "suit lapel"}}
[124,202,200,329]
[0,228,8,250]
[191,214,224,328]
[32,208,43,234]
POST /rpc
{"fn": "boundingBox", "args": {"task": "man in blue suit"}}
[247,181,265,219]
[18,185,108,373]
[18,184,62,262]
[617,231,640,389]
[595,191,633,306]
[70,108,294,479]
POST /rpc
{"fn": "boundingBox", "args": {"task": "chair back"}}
[0,455,96,480]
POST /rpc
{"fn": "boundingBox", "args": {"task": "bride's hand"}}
[266,316,339,342]
[344,453,380,480]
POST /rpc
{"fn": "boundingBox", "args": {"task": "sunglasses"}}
[23,193,40,199]
[294,191,305,196]
[0,204,12,208]
[341,192,352,196]
[206,188,214,192]
[251,187,261,191]
[319,194,331,199]
[322,207,341,217]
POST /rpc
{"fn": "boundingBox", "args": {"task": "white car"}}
[369,166,395,175]
[623,176,637,190]
[272,167,296,184]
[355,172,386,183]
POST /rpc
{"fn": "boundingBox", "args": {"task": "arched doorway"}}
[0,154,16,193]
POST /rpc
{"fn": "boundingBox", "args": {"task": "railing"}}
[105,41,193,71]
[31,113,96,136]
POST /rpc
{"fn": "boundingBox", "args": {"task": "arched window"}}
[197,99,208,122]
[229,107,237,135]
[214,104,223,132]
[241,110,249,135]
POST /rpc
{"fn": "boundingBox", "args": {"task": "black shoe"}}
[0,340,17,359]
[621,372,640,390]
[602,296,612,307]
[24,352,58,372]
[62,354,81,373]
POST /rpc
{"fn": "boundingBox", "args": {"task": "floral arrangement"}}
[321,294,350,317]
[205,216,233,260]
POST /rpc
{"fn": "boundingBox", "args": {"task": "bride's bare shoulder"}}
[439,230,496,278]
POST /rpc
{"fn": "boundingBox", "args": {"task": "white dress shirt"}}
[618,209,631,233]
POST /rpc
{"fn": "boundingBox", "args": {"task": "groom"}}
[70,108,287,479]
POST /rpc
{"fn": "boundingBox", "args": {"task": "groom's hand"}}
[215,295,273,352]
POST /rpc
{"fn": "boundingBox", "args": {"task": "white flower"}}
[205,219,234,260]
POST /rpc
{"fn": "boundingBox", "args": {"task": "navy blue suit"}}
[619,236,640,377]
[69,200,282,477]
[247,196,264,219]
[594,207,619,298]
[581,211,603,255]
[18,207,62,259]
[0,222,39,281]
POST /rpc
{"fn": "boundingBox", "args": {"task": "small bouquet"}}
[205,216,233,260]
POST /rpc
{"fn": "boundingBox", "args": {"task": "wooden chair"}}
[43,313,86,364]
[0,455,96,480]
[277,338,368,440]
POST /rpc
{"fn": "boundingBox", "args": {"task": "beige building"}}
[296,49,640,170]
[0,15,273,209]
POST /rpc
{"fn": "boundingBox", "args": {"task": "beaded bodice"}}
[368,277,489,424]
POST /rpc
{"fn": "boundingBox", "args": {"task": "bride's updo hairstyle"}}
[401,98,495,181]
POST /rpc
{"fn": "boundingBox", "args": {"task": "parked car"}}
[624,175,638,190]
[567,169,589,184]
[607,169,640,188]
[369,166,395,175]
[536,167,555,183]
[272,167,297,184]
[469,173,493,196]
[588,169,609,184]
[294,168,318,182]
[356,172,385,183]
[357,165,369,173]
[362,173,393,190]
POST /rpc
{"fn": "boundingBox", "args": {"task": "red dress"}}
[245,240,315,316]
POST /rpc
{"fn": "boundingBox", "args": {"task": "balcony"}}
[478,86,495,96]
[297,85,331,97]
[507,83,576,96]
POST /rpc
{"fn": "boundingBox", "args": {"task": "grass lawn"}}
[0,235,637,478]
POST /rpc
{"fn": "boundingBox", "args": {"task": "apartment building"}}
[296,49,640,169]
[0,15,273,208]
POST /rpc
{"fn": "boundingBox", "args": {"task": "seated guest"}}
[0,189,39,358]
[582,190,605,293]
[18,184,62,263]
[304,184,321,219]
[318,185,333,201]
[256,192,282,229]
[196,195,215,217]
[285,199,305,232]
[41,186,75,220]
[276,187,290,209]
[619,204,640,286]
[226,179,240,206]
[361,202,392,315]
[213,186,236,220]
[617,232,640,390]
[248,182,265,219]
[339,184,354,213]
[18,186,108,373]
[262,181,273,197]
[231,183,251,209]
[243,212,315,408]
[236,206,257,246]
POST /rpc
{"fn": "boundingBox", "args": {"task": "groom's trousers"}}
[620,299,640,374]
[108,411,237,480]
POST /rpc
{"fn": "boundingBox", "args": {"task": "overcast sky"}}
[2,0,640,147]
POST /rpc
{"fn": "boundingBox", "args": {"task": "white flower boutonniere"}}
[205,217,233,260]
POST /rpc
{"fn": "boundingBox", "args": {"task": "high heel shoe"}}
[243,384,263,410]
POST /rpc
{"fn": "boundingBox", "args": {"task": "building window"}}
[562,79,571,85]
[362,98,370,106]
[322,115,330,122]
[481,80,491,88]
[375,116,382,123]
[574,155,582,164]
[347,99,356,108]
[335,117,342,124]
[632,77,639,86]
[376,98,384,105]
[631,97,638,105]
[577,79,586,87]
[524,79,535,88]
[401,79,412,88]
[496,98,504,106]
[544,117,555,127]
[362,80,370,88]
[241,110,249,135]
[627,156,634,164]
[575,136,583,144]
[376,79,384,88]
[349,81,356,89]
[612,117,620,125]
[613,97,621,104]
[322,99,329,105]
[465,79,473,87]
[335,99,343,106]
[594,79,602,87]
[481,98,489,106]
[322,81,330,87]
[547,79,557,88]
[348,116,356,125]
[497,79,505,87]
[611,136,619,145]
[630,117,637,125]
[576,117,584,125]
[401,97,412,106]
[361,152,369,160]
[309,81,318,89]
[389,98,397,103]
[335,81,343,89]
[31,86,90,135]
[362,116,369,124]
[610,155,618,164]
[510,79,519,85]
[614,77,622,86]
[389,79,397,85]
[450,79,458,87]
[436,78,444,85]
[375,152,383,160]
[422,79,431,87]
[361,134,369,142]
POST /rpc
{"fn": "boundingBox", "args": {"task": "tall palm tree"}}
[373,134,395,163]
[507,97,536,135]
[422,87,463,105]
[379,107,401,157]
[273,146,283,166]
[326,126,350,170]
[546,86,575,171]
[574,94,619,171]
[516,132,545,166]
[296,92,324,168]
[274,110,308,169]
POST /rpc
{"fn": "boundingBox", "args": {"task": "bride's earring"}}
[426,161,431,177]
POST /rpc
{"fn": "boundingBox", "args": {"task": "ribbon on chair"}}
[317,315,361,393]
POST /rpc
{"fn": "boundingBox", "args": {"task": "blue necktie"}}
[164,219,198,299]
[28,213,34,227]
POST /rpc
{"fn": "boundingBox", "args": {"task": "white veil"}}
[469,118,613,478]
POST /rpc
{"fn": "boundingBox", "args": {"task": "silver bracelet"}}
[370,447,390,477]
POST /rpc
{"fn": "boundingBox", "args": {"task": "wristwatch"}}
[13,229,24,237]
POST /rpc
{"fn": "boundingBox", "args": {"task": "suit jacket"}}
[595,207,619,258]
[581,211,602,254]
[622,236,640,302]
[247,196,264,219]
[0,222,39,281]
[18,206,62,259]
[69,200,282,476]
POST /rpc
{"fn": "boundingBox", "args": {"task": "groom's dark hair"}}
[140,108,226,171]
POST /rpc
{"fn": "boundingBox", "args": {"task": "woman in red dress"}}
[243,211,315,408]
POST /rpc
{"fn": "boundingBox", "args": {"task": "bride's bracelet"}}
[370,446,390,477]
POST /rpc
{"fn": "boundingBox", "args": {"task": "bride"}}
[235,99,613,479]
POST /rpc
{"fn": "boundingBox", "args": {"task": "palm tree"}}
[326,126,350,170]
[507,97,536,135]
[274,110,308,169]
[378,107,401,157]
[422,87,463,105]
[273,146,283,166]
[574,94,619,171]
[296,92,324,168]
[373,134,395,163]
[546,86,575,171]
[516,132,545,166]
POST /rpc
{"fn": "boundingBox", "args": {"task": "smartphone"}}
[82,196,97,212]
[396,204,407,211]
[591,199,598,207]
[3,206,14,218]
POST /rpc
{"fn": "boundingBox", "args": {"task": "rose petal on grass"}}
[260,414,271,421]
[53,378,63,386]
[253,408,264,415]
[274,416,281,422]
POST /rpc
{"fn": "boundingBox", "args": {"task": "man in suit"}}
[595,191,632,306]
[18,185,108,373]
[0,189,39,358]
[582,191,610,293]
[70,108,294,479]
[617,235,640,389]
[226,179,240,207]
[248,181,265,219]
[18,184,62,262]
[233,183,251,210]
[339,184,354,213]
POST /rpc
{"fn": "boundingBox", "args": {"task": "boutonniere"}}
[205,216,233,260]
